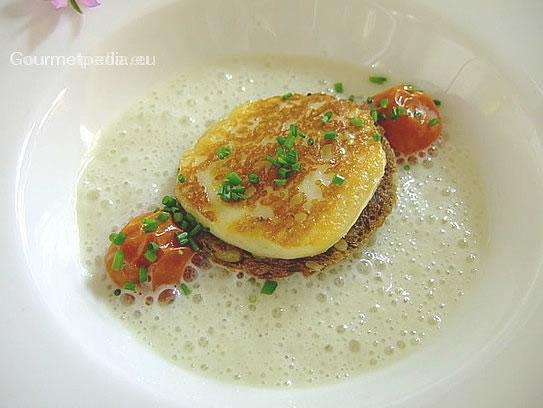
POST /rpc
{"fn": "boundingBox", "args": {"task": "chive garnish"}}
[274,179,287,186]
[109,231,127,245]
[124,281,137,291]
[372,132,381,142]
[333,82,344,93]
[307,138,315,146]
[260,280,278,295]
[188,237,200,252]
[176,231,189,246]
[162,195,176,208]
[226,171,243,185]
[404,164,411,171]
[139,265,148,283]
[248,173,260,184]
[282,92,294,100]
[332,174,345,186]
[379,98,389,109]
[350,118,364,127]
[369,76,387,85]
[433,99,441,106]
[113,288,121,296]
[180,282,192,295]
[428,118,440,127]
[324,130,337,140]
[112,249,124,271]
[348,95,355,102]
[321,111,333,124]
[370,108,378,124]
[366,96,374,104]
[390,105,405,121]
[144,250,158,263]
[142,218,158,232]
[177,174,186,183]
[157,212,169,222]
[217,145,232,160]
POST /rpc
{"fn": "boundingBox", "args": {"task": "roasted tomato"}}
[363,84,442,155]
[105,211,194,291]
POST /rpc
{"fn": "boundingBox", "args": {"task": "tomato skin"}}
[363,85,442,155]
[105,212,193,291]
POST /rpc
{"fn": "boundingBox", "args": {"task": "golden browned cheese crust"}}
[192,135,396,279]
[176,93,388,259]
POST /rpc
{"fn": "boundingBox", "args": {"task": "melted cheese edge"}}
[176,94,386,259]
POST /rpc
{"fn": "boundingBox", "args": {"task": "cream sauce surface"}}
[77,55,487,387]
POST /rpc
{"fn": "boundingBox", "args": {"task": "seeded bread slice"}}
[193,136,396,279]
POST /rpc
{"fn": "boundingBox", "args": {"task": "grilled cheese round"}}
[176,93,391,260]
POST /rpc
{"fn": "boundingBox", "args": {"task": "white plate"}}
[2,0,542,407]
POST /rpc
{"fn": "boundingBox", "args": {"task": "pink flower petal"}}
[50,0,68,9]
[78,0,101,7]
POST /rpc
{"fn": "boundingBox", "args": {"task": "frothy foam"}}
[77,55,486,387]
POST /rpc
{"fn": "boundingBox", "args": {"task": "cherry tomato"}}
[105,211,193,291]
[363,84,442,155]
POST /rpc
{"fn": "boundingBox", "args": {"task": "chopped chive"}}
[282,92,293,100]
[433,99,441,106]
[321,111,333,124]
[265,155,282,167]
[139,265,148,283]
[299,131,307,138]
[144,250,158,263]
[226,171,243,185]
[350,118,364,127]
[147,241,159,252]
[332,174,345,186]
[217,145,232,160]
[428,118,440,127]
[260,280,278,295]
[366,96,374,104]
[276,136,286,145]
[348,95,355,102]
[379,98,389,109]
[157,212,170,222]
[289,123,298,137]
[248,173,260,184]
[124,281,137,291]
[177,174,186,183]
[370,108,378,124]
[404,164,411,171]
[189,223,203,237]
[188,237,200,252]
[378,112,387,121]
[333,82,344,93]
[185,213,197,226]
[176,231,189,245]
[372,132,381,141]
[324,130,337,140]
[369,76,387,85]
[142,218,158,232]
[173,212,183,223]
[307,138,315,146]
[274,179,287,186]
[109,231,127,246]
[112,249,124,271]
[113,288,121,296]
[390,105,405,121]
[278,167,292,179]
[180,282,192,295]
[162,195,177,208]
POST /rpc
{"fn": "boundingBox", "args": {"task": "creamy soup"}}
[77,55,486,387]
